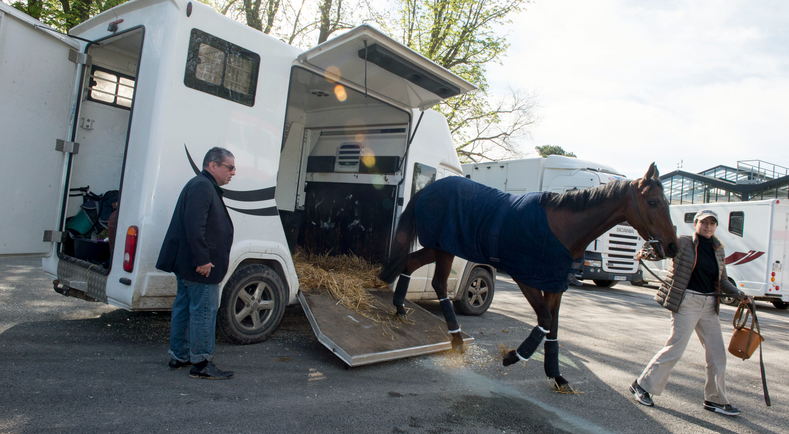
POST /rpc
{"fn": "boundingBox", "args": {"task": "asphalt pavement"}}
[1,258,786,433]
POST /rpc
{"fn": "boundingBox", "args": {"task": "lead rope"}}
[734,302,771,406]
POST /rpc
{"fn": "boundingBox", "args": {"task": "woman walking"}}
[631,209,752,416]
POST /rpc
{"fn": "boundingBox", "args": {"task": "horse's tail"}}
[379,190,422,283]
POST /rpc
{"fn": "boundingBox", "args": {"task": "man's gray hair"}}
[203,147,235,169]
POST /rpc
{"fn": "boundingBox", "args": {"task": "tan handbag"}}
[728,302,763,360]
[728,301,771,406]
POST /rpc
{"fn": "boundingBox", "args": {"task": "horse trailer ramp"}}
[298,290,473,367]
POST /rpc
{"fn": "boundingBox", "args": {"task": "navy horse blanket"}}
[415,176,576,293]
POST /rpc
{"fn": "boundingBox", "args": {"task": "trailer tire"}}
[217,264,287,345]
[720,277,740,306]
[772,301,789,310]
[593,279,616,288]
[454,268,494,316]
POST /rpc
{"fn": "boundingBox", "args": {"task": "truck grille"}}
[601,225,641,273]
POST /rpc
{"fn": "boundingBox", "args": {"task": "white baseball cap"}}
[694,209,718,223]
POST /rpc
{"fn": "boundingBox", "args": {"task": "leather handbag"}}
[728,302,763,360]
[728,301,771,406]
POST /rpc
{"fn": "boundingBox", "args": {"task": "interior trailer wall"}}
[277,68,410,264]
[62,30,141,263]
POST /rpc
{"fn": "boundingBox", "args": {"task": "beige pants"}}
[638,291,729,405]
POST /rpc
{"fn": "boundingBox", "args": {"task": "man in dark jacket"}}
[156,147,236,380]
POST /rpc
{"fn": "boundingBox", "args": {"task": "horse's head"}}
[627,163,679,259]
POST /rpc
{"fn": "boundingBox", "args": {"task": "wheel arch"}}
[454,262,496,301]
[222,246,299,305]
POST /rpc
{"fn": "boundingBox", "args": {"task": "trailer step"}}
[298,290,473,367]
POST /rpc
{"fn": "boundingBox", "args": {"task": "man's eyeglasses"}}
[217,163,236,171]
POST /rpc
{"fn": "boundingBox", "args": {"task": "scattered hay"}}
[294,250,407,332]
[550,379,582,395]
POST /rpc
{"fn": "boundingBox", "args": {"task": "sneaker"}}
[703,401,740,416]
[630,380,654,406]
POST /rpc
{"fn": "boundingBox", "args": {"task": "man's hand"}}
[196,263,214,277]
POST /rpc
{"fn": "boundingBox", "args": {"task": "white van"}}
[0,0,495,352]
[643,200,788,309]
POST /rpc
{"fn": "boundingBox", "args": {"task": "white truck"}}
[462,156,645,287]
[0,0,495,366]
[643,200,789,309]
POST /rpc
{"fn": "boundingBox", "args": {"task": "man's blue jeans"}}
[168,276,219,364]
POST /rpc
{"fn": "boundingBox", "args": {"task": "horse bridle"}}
[629,183,662,255]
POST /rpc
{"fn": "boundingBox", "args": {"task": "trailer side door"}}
[0,4,82,257]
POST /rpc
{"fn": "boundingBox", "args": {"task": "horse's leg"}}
[542,292,571,391]
[502,281,552,366]
[392,248,437,315]
[431,251,464,352]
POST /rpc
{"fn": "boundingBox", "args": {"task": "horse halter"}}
[629,183,662,256]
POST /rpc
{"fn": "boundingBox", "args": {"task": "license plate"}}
[614,275,627,281]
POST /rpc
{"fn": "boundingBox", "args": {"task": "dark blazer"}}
[156,171,234,284]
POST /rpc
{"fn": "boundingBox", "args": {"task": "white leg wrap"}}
[538,326,549,334]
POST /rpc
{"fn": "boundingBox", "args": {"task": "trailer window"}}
[684,213,695,223]
[412,163,436,197]
[184,29,260,106]
[729,211,744,237]
[87,66,135,109]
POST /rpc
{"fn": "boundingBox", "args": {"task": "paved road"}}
[1,258,786,433]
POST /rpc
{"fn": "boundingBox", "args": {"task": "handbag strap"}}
[737,301,771,406]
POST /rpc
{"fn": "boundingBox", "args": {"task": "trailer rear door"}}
[297,25,476,111]
[0,4,82,257]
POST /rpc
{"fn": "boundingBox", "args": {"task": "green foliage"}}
[374,0,534,161]
[10,0,129,32]
[535,145,576,158]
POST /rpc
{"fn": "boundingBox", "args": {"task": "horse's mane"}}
[544,178,657,212]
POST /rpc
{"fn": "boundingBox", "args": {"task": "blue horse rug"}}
[414,176,577,293]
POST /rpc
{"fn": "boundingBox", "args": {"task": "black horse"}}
[379,163,679,391]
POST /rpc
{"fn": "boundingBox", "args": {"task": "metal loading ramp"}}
[298,290,473,367]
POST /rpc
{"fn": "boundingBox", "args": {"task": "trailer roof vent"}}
[335,143,362,172]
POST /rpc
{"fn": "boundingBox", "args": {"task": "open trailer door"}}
[297,24,476,111]
[296,25,475,366]
[0,4,82,257]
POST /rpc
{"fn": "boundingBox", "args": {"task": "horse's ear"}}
[639,163,658,188]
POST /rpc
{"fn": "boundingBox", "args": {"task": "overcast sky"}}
[487,0,789,179]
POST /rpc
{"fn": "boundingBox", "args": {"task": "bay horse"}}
[379,163,679,391]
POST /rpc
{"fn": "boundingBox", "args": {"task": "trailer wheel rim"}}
[233,280,275,331]
[467,276,489,307]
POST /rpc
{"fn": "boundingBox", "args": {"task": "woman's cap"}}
[694,209,718,223]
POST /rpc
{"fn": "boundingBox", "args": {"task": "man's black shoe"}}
[168,358,192,370]
[189,361,234,380]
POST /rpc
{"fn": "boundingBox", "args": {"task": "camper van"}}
[463,156,645,287]
[643,200,789,309]
[0,0,495,357]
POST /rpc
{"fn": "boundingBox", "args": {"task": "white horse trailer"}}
[643,200,789,309]
[0,0,492,365]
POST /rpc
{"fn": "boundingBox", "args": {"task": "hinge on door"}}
[68,49,92,66]
[43,230,66,243]
[55,139,80,154]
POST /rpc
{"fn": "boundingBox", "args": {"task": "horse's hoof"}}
[450,333,465,353]
[550,376,578,394]
[395,305,407,316]
[502,350,520,366]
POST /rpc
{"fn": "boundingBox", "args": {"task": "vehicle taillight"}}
[123,226,138,272]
